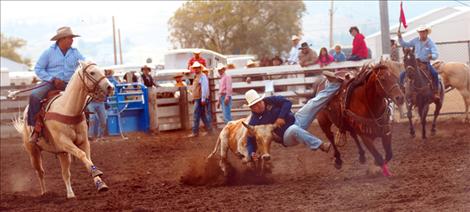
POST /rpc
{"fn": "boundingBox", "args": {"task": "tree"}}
[0,33,32,67]
[168,1,306,58]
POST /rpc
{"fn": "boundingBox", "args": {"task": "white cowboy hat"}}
[291,35,300,41]
[216,63,226,71]
[191,61,202,68]
[416,25,432,34]
[50,26,80,41]
[245,89,265,107]
[246,60,256,66]
[193,49,202,54]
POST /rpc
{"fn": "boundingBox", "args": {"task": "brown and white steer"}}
[207,117,277,176]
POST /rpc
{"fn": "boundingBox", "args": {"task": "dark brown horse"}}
[402,47,444,139]
[313,62,404,176]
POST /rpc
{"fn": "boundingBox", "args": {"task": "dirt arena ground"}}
[1,91,469,211]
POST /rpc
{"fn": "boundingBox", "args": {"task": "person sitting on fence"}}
[298,42,318,67]
[332,44,346,62]
[216,64,233,124]
[186,61,213,138]
[187,49,207,74]
[28,26,85,143]
[244,71,344,161]
[398,25,440,101]
[140,65,160,135]
[348,26,368,61]
[271,56,283,66]
[287,35,302,65]
[316,47,334,67]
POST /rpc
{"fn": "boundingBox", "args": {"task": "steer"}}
[207,117,276,176]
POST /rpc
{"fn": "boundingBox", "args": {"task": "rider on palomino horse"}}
[398,25,440,101]
[28,26,85,143]
[244,71,343,161]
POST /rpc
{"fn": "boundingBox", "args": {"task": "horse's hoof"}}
[95,179,109,192]
[91,166,103,178]
[334,159,343,169]
[66,194,76,199]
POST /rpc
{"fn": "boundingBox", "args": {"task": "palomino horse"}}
[13,61,114,198]
[433,61,470,122]
[402,47,444,139]
[315,63,404,176]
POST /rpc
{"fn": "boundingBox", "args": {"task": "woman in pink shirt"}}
[217,64,232,123]
[316,47,334,67]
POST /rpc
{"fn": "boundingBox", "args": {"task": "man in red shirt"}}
[348,26,368,61]
[187,49,207,73]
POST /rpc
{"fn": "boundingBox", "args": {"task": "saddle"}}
[32,89,86,139]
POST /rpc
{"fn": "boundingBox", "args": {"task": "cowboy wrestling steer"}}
[207,118,276,176]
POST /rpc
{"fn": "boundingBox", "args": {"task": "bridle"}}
[374,67,402,101]
[77,63,107,98]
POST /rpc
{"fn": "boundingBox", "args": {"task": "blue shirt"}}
[200,74,210,100]
[34,43,85,82]
[333,51,346,62]
[398,37,439,62]
[247,96,296,152]
[287,43,301,65]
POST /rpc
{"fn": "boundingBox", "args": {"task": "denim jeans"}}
[348,54,365,61]
[192,98,212,134]
[27,81,65,126]
[283,82,341,150]
[220,95,232,124]
[399,62,439,88]
[87,101,107,138]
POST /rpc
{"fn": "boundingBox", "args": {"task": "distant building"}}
[366,7,470,64]
[0,57,35,86]
[0,57,31,72]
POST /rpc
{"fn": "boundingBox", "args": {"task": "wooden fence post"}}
[178,86,190,130]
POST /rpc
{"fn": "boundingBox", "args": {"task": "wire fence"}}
[435,40,470,65]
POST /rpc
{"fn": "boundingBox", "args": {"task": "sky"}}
[1,0,468,67]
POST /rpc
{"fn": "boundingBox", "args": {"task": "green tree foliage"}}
[0,33,32,67]
[168,1,306,57]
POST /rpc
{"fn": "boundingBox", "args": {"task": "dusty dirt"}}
[1,115,469,211]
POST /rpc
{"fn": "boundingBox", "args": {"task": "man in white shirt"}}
[287,35,301,65]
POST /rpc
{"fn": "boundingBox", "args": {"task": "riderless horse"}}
[402,47,444,139]
[314,61,404,176]
[12,61,114,198]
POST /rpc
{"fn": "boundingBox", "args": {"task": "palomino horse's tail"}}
[12,116,25,135]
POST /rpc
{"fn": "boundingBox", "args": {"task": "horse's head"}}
[402,47,418,79]
[370,64,405,105]
[78,61,114,99]
[242,122,276,161]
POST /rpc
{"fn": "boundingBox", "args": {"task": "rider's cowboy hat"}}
[216,64,226,71]
[245,89,265,107]
[291,35,300,41]
[191,61,202,68]
[193,49,202,54]
[416,25,432,34]
[50,26,80,41]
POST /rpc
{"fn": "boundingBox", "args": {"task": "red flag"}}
[400,1,408,28]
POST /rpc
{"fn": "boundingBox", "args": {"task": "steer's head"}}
[242,122,276,161]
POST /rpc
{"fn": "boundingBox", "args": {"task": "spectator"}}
[316,47,334,67]
[271,56,283,66]
[140,65,159,135]
[298,42,318,67]
[390,39,399,62]
[216,64,232,124]
[187,61,213,137]
[174,73,187,88]
[287,35,301,65]
[332,44,346,62]
[246,60,257,68]
[187,49,207,73]
[227,63,236,69]
[348,26,368,61]
[87,94,107,141]
[105,69,119,86]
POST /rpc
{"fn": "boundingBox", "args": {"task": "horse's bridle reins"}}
[77,63,107,98]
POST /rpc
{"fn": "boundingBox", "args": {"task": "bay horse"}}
[402,47,444,139]
[13,61,114,198]
[315,62,404,176]
[433,61,470,122]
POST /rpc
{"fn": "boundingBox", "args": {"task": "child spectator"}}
[332,44,346,62]
[316,47,334,67]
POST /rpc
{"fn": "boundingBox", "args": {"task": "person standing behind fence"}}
[390,39,399,62]
[187,49,206,74]
[87,95,107,141]
[348,26,368,61]
[140,65,160,135]
[332,44,346,62]
[287,35,302,65]
[187,61,213,138]
[216,64,232,124]
[298,42,318,67]
[28,26,84,143]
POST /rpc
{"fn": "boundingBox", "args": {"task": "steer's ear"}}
[242,122,255,135]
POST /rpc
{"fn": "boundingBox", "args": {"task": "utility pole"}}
[379,0,391,56]
[112,16,117,65]
[118,28,123,64]
[329,0,334,48]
